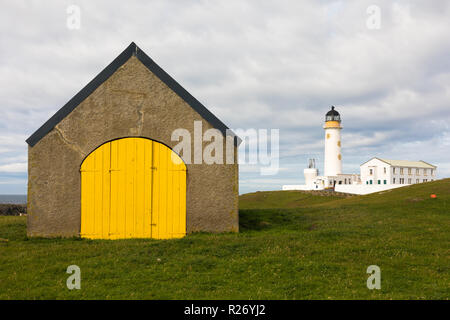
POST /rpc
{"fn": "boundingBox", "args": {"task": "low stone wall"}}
[335,184,407,195]
[0,204,27,216]
[285,189,357,197]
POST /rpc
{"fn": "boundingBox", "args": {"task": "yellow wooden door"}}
[80,137,186,239]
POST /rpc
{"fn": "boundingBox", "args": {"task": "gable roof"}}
[361,157,436,168]
[26,42,240,147]
[379,159,436,169]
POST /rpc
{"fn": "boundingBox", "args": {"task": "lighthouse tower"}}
[324,106,342,177]
[304,159,318,187]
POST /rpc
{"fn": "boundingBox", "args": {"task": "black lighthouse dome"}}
[325,106,341,122]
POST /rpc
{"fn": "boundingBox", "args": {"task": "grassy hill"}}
[0,179,449,299]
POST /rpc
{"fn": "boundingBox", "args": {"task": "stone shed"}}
[26,42,240,239]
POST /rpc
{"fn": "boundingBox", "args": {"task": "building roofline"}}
[360,157,390,167]
[360,157,437,168]
[418,160,437,168]
[26,42,241,147]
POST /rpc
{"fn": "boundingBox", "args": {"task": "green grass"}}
[0,179,449,299]
[239,190,347,210]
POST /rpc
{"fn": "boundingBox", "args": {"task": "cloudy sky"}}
[1,0,449,194]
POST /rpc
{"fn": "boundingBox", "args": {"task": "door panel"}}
[80,138,186,239]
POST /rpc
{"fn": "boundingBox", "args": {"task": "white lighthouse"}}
[323,106,342,177]
[282,104,437,194]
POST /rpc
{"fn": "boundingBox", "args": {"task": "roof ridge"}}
[380,158,436,168]
[361,157,436,168]
[26,42,240,147]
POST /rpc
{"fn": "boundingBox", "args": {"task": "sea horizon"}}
[0,194,27,204]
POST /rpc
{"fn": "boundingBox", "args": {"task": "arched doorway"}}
[80,137,186,239]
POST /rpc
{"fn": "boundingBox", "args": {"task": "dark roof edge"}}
[26,43,135,147]
[134,45,241,146]
[26,42,241,147]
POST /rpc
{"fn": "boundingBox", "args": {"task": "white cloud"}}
[0,0,450,194]
[0,163,27,173]
[0,179,27,185]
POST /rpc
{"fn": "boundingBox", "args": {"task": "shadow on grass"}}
[0,219,27,241]
[239,208,310,232]
[1,210,313,242]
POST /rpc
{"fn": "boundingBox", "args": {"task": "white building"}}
[360,158,436,186]
[282,106,438,195]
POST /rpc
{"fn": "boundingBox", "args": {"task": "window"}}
[400,168,404,174]
[408,178,412,184]
[431,169,434,175]
[408,168,412,175]
[384,180,387,185]
[378,180,381,184]
[416,168,420,175]
[366,181,368,185]
[384,167,387,174]
[393,167,396,174]
[370,180,373,185]
[424,169,428,176]
[423,179,427,182]
[393,178,396,184]
[369,169,373,175]
[399,178,405,184]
